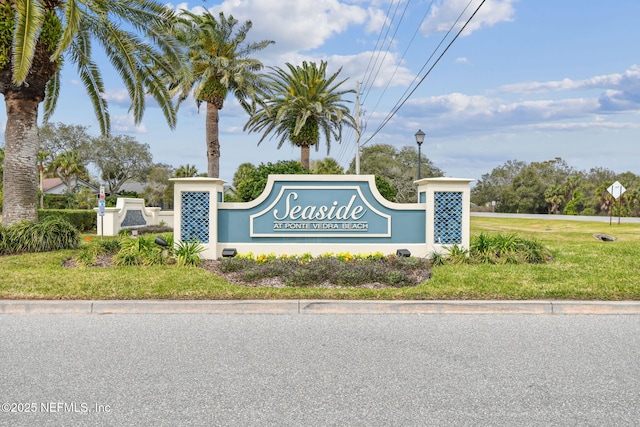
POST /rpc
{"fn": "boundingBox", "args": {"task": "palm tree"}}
[244,61,356,169]
[0,1,180,225]
[174,164,199,178]
[49,151,87,193]
[168,10,274,178]
[544,185,565,215]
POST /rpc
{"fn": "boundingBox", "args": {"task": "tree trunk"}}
[39,164,44,209]
[2,97,40,225]
[206,101,220,178]
[300,145,310,169]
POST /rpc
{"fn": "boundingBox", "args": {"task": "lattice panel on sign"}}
[181,191,210,243]
[434,191,462,244]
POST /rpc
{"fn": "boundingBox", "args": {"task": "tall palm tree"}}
[0,0,180,225]
[169,10,274,178]
[244,61,356,169]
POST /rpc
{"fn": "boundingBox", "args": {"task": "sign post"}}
[98,186,106,238]
[607,181,626,225]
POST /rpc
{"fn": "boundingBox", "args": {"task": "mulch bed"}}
[63,257,430,289]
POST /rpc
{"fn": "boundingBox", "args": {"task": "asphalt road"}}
[1,314,639,426]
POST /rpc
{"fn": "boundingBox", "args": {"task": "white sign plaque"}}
[607,181,626,200]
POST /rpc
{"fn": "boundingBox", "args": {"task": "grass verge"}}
[0,217,639,300]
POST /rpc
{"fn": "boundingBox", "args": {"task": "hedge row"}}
[38,209,97,232]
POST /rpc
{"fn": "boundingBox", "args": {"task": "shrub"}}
[76,238,122,267]
[463,232,552,265]
[113,235,162,266]
[0,217,79,255]
[218,257,256,273]
[175,240,205,267]
[39,209,96,232]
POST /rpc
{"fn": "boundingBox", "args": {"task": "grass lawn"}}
[1,216,639,300]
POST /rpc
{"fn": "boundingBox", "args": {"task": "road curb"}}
[2,300,640,315]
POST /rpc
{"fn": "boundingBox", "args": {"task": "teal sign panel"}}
[251,185,390,237]
[218,177,425,244]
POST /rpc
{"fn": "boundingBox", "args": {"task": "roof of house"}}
[42,178,64,192]
[41,177,99,194]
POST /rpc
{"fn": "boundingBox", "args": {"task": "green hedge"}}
[38,209,96,232]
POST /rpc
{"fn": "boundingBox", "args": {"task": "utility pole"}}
[355,81,361,175]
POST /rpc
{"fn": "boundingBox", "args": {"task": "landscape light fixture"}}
[396,249,411,257]
[154,236,168,247]
[415,129,425,180]
[222,248,237,258]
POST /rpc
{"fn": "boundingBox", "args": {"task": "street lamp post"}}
[415,129,425,180]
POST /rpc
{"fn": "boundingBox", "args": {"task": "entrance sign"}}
[172,175,472,260]
[250,185,391,237]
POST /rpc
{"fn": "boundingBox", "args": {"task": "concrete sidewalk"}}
[2,299,640,315]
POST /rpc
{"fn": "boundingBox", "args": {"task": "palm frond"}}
[69,29,109,135]
[43,67,61,122]
[52,0,80,60]
[12,0,44,84]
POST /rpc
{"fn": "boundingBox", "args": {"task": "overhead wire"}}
[362,0,487,146]
[337,0,486,169]
[363,1,435,129]
[338,0,410,168]
[362,0,404,104]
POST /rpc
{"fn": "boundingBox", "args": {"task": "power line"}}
[362,0,487,146]
[361,0,412,106]
[359,0,399,98]
[363,1,435,126]
[360,0,405,100]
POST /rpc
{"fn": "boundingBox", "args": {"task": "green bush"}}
[464,232,552,265]
[76,238,122,267]
[42,194,69,209]
[39,209,96,232]
[175,240,205,267]
[113,235,162,266]
[0,217,79,255]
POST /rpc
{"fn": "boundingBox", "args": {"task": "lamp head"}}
[415,129,425,146]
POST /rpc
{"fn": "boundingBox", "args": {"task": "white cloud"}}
[112,115,147,134]
[367,65,640,142]
[499,65,640,94]
[327,51,414,88]
[103,88,130,106]
[399,92,612,137]
[422,0,516,36]
[365,7,389,34]
[167,0,369,62]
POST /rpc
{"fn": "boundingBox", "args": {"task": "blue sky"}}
[2,0,639,185]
